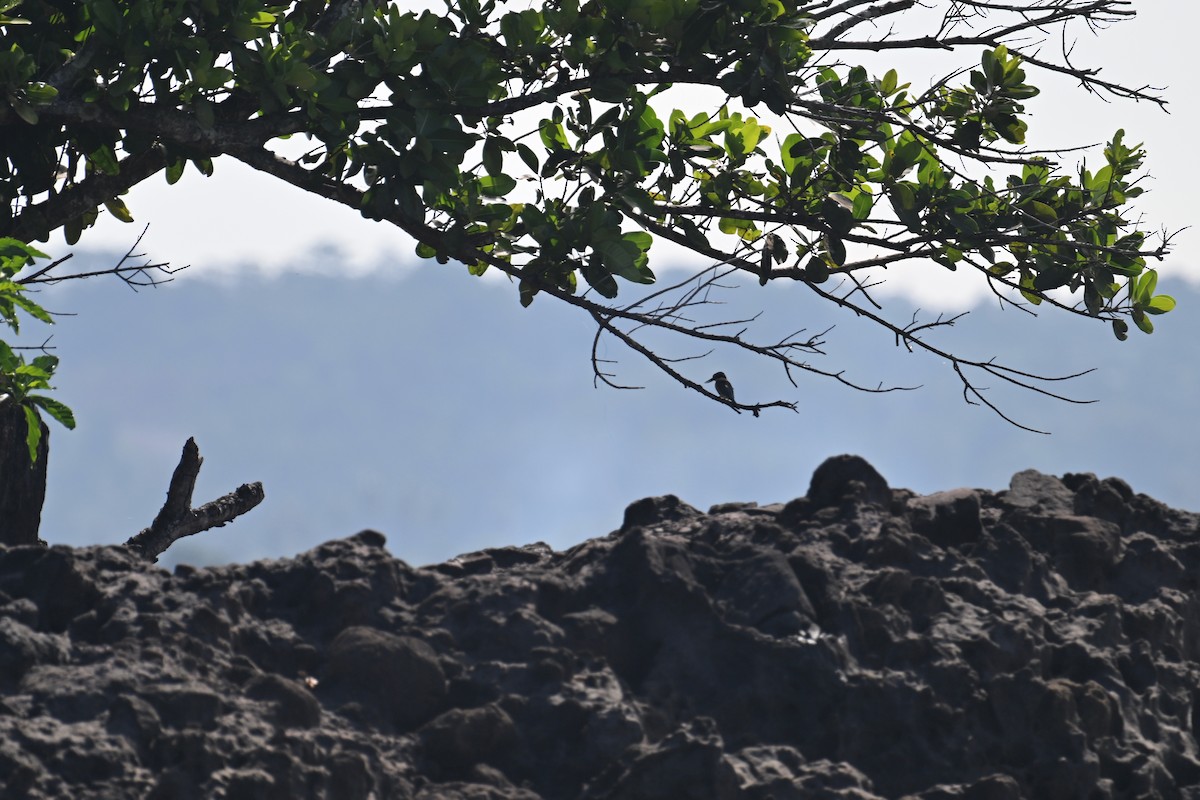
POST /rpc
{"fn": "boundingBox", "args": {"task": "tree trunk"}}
[0,401,48,547]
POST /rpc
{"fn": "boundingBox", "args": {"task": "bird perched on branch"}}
[706,372,740,414]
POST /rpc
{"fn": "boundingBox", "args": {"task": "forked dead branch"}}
[125,438,265,563]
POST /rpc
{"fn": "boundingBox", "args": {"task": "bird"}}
[706,372,740,414]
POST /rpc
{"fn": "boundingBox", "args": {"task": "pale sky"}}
[64,3,1194,308]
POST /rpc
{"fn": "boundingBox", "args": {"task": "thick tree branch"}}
[25,97,306,150]
[4,147,169,242]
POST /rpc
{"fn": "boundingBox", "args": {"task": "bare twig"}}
[18,225,184,289]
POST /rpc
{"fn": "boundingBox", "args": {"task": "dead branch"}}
[125,437,264,562]
[19,224,184,289]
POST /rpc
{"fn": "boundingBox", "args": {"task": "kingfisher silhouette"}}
[706,372,740,414]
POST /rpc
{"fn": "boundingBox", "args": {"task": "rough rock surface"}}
[3,455,1200,799]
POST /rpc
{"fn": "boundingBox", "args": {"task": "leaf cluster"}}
[0,0,1177,427]
[0,238,75,460]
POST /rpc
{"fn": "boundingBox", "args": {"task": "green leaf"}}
[103,197,134,223]
[22,404,41,462]
[880,69,898,96]
[804,256,829,283]
[64,216,83,245]
[982,47,1003,86]
[995,115,1027,145]
[519,278,538,307]
[594,232,654,284]
[0,340,17,372]
[0,238,48,266]
[1134,268,1157,305]
[1032,266,1070,292]
[88,146,121,176]
[947,212,979,235]
[1146,294,1176,314]
[14,363,49,381]
[781,134,823,176]
[823,234,846,267]
[718,216,759,240]
[851,192,873,221]
[515,143,539,174]
[29,395,75,430]
[1112,319,1129,341]
[6,92,38,124]
[1025,200,1057,224]
[479,174,516,197]
[23,82,57,104]
[10,292,51,324]
[30,354,58,374]
[482,138,503,176]
[1018,272,1042,305]
[623,231,652,249]
[889,140,924,178]
[583,259,619,298]
[539,119,569,151]
[166,159,186,185]
[891,182,916,210]
[1005,84,1039,100]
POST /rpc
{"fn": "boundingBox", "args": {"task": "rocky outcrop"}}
[2,455,1200,799]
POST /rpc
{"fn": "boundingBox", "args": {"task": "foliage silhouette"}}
[0,0,1177,433]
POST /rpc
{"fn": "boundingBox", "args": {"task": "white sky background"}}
[63,2,1195,306]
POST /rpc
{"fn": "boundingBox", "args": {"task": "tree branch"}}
[17,224,183,289]
[815,0,918,41]
[125,438,264,562]
[4,147,169,242]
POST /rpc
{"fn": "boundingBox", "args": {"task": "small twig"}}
[12,336,56,353]
[18,225,184,288]
[18,254,74,283]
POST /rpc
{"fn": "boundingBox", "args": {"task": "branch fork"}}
[125,437,264,562]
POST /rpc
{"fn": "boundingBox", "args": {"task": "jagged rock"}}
[807,453,891,509]
[621,494,703,532]
[907,488,984,548]
[3,455,1200,798]
[0,616,68,683]
[1004,469,1076,515]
